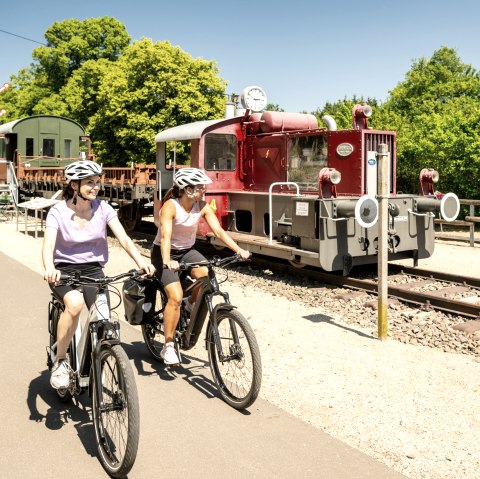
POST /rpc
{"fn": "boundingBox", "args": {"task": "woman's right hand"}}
[164,259,180,271]
[44,268,61,283]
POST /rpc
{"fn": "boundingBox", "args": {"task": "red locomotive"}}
[153,86,459,274]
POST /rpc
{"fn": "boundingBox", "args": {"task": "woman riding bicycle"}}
[151,167,250,365]
[42,160,155,389]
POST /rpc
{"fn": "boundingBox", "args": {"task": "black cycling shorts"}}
[50,262,108,310]
[151,244,206,286]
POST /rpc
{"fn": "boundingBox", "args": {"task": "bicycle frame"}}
[49,286,121,395]
[174,265,237,351]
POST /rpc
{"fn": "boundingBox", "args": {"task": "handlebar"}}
[163,253,248,271]
[58,269,146,287]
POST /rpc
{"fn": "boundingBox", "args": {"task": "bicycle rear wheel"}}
[92,344,139,478]
[141,288,166,361]
[141,319,165,361]
[207,310,262,410]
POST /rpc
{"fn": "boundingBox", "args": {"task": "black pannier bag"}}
[122,276,157,325]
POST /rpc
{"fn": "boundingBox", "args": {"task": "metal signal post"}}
[377,143,389,341]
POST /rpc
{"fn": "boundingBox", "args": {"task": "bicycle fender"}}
[212,303,236,321]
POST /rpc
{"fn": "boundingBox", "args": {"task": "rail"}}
[435,199,480,247]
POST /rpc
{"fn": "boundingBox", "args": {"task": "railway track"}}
[129,227,480,322]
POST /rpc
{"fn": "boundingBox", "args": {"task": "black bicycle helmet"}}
[65,160,103,184]
[173,168,212,189]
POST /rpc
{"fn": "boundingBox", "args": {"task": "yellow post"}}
[377,143,389,341]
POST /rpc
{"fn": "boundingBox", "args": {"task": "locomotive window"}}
[0,136,5,159]
[165,140,191,168]
[205,134,236,171]
[234,210,252,233]
[42,139,55,157]
[288,135,328,189]
[26,138,34,157]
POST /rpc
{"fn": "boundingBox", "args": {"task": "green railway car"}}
[0,115,90,167]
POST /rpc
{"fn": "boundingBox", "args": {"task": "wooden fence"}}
[435,199,480,247]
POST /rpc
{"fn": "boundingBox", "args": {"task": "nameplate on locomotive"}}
[295,202,309,216]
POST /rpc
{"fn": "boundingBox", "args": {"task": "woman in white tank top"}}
[151,168,250,365]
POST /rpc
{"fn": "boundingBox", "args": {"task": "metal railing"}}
[268,182,301,244]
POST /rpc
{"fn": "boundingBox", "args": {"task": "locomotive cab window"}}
[288,135,328,189]
[204,134,236,171]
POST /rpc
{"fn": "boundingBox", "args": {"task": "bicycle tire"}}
[141,321,164,361]
[49,303,73,403]
[141,288,166,361]
[207,309,262,409]
[92,344,140,478]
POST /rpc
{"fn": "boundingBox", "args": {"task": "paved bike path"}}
[0,252,406,479]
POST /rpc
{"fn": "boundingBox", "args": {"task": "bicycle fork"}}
[91,320,123,435]
[207,295,240,362]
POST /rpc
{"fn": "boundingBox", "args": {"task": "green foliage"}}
[0,19,226,167]
[33,17,130,92]
[265,103,284,112]
[376,47,480,198]
[312,96,379,130]
[89,39,226,165]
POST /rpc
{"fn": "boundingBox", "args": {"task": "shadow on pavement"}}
[26,369,97,457]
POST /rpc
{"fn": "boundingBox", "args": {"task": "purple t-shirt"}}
[46,199,117,266]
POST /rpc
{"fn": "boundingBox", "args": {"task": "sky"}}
[1,0,480,113]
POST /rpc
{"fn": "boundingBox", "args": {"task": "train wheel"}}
[118,205,141,232]
[289,259,306,269]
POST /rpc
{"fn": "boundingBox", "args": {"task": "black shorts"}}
[151,244,206,286]
[50,262,108,310]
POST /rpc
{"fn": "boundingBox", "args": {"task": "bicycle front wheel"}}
[207,310,262,410]
[92,344,140,478]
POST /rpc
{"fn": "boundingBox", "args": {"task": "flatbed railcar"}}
[0,115,155,230]
[153,86,460,274]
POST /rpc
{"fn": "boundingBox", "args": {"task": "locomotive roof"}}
[154,118,227,143]
[0,115,85,134]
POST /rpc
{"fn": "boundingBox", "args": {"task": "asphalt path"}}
[0,252,406,479]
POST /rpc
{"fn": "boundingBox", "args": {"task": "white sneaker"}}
[161,342,180,365]
[50,358,72,389]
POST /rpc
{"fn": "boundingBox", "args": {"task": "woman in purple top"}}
[42,160,155,390]
[151,168,250,365]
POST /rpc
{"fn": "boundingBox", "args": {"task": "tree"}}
[265,103,284,112]
[89,38,227,165]
[312,96,379,130]
[377,47,480,198]
[0,17,130,121]
[32,17,130,92]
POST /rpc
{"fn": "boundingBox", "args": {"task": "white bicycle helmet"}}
[65,160,103,184]
[174,167,212,189]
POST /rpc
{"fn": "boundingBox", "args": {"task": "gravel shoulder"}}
[2,221,480,479]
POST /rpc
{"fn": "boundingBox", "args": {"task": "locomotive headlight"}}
[420,168,439,184]
[419,168,439,195]
[319,167,341,185]
[353,104,372,119]
[319,168,341,199]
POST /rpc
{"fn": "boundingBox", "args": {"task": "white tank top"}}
[154,198,202,250]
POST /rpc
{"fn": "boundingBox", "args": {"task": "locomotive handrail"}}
[268,182,301,244]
